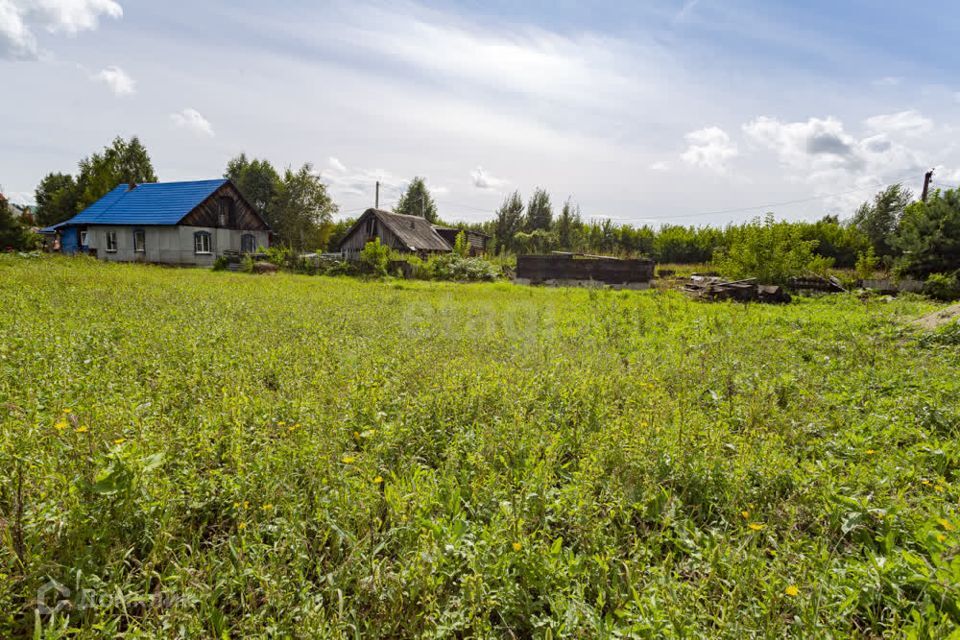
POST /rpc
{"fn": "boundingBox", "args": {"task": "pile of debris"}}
[682,276,791,304]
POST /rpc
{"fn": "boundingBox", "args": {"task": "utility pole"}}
[375,181,380,209]
[922,169,934,203]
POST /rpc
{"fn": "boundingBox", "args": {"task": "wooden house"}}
[433,226,490,256]
[40,179,270,266]
[336,208,453,259]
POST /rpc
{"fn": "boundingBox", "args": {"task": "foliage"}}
[525,187,552,231]
[922,272,960,301]
[0,192,35,250]
[419,253,499,281]
[493,191,525,254]
[894,188,960,278]
[394,177,438,223]
[556,198,580,249]
[855,246,881,281]
[359,238,390,276]
[852,184,912,259]
[713,214,832,284]
[2,257,959,637]
[270,164,338,251]
[225,154,281,219]
[75,136,158,211]
[33,172,78,227]
[452,230,469,258]
[512,228,557,255]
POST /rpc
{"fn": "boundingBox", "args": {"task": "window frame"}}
[106,231,118,253]
[133,229,146,254]
[79,230,88,246]
[194,231,212,255]
[241,233,256,254]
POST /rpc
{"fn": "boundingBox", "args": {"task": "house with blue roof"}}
[42,179,270,266]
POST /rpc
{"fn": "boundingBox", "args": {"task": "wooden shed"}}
[337,209,452,259]
[433,227,490,256]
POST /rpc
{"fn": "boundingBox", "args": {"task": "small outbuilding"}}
[516,253,656,289]
[41,179,269,266]
[337,208,454,259]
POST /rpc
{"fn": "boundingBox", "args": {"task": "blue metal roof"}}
[44,179,228,231]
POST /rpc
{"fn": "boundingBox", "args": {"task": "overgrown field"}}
[2,256,959,638]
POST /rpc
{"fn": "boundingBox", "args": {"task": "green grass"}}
[1,256,959,638]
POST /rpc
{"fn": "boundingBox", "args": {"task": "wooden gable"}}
[179,182,270,231]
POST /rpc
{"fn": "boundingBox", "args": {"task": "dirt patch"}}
[912,303,960,330]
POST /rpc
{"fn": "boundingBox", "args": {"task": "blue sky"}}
[2,0,959,224]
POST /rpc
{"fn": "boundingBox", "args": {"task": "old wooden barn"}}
[336,208,489,259]
[516,253,656,289]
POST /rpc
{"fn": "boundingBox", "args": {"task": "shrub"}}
[359,238,390,276]
[923,272,960,301]
[426,253,500,281]
[713,214,832,285]
[855,247,880,281]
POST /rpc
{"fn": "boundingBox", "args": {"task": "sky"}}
[2,0,960,226]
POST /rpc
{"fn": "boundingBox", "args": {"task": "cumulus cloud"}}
[864,110,933,136]
[680,126,738,172]
[0,0,122,59]
[470,166,508,190]
[93,64,134,95]
[743,115,928,208]
[321,157,405,203]
[170,108,214,137]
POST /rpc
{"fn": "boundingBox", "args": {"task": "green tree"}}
[225,154,281,220]
[556,198,580,250]
[453,230,469,257]
[493,191,524,254]
[713,214,831,285]
[359,237,390,276]
[525,188,552,231]
[893,188,960,277]
[851,184,912,259]
[33,172,78,226]
[395,177,438,222]
[0,192,33,250]
[75,136,157,210]
[270,164,338,250]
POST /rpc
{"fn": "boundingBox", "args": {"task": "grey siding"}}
[86,225,269,266]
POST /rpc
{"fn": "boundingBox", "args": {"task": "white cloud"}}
[649,160,670,171]
[0,0,122,59]
[321,157,405,205]
[328,156,346,173]
[681,126,738,172]
[470,166,508,190]
[93,64,134,95]
[170,108,214,137]
[864,110,933,136]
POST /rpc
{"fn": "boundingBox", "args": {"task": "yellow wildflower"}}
[784,585,799,597]
[75,425,89,434]
[512,542,522,552]
[238,522,247,530]
[62,408,72,414]
[243,501,249,509]
[937,533,947,543]
[866,449,876,455]
[373,476,384,484]
[748,522,765,532]
[741,510,750,519]
[262,504,273,511]
[937,518,956,532]
[342,455,356,464]
[54,421,68,431]
[113,438,126,445]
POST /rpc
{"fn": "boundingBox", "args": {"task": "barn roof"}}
[42,179,229,231]
[349,209,452,252]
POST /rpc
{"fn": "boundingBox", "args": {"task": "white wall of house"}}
[85,225,269,266]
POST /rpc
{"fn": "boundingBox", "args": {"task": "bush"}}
[426,254,500,281]
[212,255,229,271]
[923,272,960,301]
[359,238,390,276]
[713,214,832,285]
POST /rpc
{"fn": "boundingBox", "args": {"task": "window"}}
[194,231,212,254]
[218,197,235,227]
[133,229,145,253]
[241,233,256,253]
[79,231,88,246]
[106,231,117,252]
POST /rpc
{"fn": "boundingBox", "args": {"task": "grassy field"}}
[1,256,959,638]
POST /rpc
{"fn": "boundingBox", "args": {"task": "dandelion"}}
[373,476,383,484]
[784,585,799,597]
[866,449,876,455]
[238,522,247,530]
[75,425,89,434]
[113,438,126,445]
[62,408,72,414]
[937,533,947,543]
[937,518,956,532]
[741,510,750,519]
[54,421,68,431]
[922,480,931,486]
[512,542,522,552]
[243,501,249,509]
[748,522,765,532]
[262,504,273,511]
[342,455,356,464]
